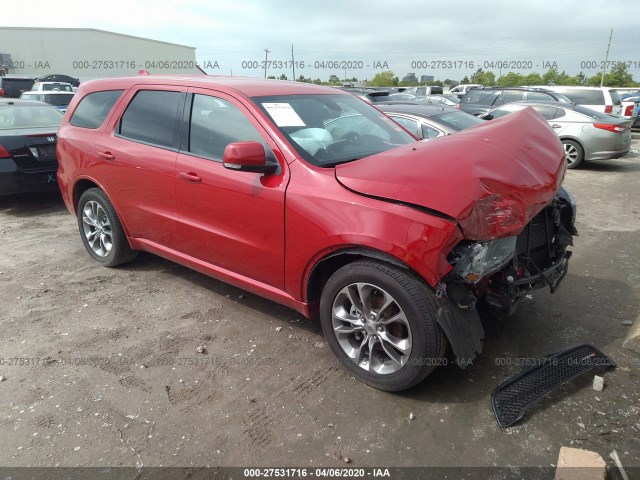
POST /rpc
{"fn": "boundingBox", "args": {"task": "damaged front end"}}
[437,187,577,365]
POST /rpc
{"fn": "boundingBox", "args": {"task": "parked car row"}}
[0,74,80,98]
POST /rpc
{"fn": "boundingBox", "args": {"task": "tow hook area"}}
[436,281,484,368]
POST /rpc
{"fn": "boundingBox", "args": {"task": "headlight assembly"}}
[452,236,517,284]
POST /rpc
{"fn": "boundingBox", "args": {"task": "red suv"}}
[57,76,576,391]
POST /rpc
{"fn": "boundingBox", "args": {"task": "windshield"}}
[0,105,63,129]
[252,94,415,167]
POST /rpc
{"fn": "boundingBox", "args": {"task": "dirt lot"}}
[0,134,639,476]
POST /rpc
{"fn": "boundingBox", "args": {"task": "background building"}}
[402,72,417,83]
[0,27,203,80]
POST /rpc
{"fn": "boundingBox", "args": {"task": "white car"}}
[31,81,74,93]
[544,86,623,116]
[448,84,483,98]
[20,91,75,113]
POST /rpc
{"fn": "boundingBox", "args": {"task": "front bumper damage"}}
[435,187,578,367]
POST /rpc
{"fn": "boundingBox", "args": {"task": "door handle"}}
[179,171,202,183]
[98,151,115,160]
[551,124,561,129]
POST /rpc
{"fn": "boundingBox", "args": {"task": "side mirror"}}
[223,141,277,174]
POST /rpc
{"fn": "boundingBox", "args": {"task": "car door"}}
[174,89,288,288]
[95,86,185,249]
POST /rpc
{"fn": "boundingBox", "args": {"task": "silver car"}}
[377,103,484,139]
[479,102,632,168]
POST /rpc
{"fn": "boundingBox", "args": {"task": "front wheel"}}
[77,188,137,267]
[562,139,584,169]
[319,260,447,391]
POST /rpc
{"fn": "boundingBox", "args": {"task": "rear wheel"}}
[319,260,447,391]
[77,188,137,267]
[562,139,584,169]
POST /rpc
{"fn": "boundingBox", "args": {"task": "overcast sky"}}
[5,0,639,81]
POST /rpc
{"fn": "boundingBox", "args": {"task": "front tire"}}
[562,139,584,169]
[77,188,137,267]
[319,260,447,391]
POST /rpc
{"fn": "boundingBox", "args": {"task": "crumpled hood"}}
[335,107,566,240]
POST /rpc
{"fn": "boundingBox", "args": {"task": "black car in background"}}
[458,87,573,116]
[36,74,80,88]
[0,77,36,98]
[0,99,63,195]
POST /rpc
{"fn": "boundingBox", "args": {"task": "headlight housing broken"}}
[451,236,517,284]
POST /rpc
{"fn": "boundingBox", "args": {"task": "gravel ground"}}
[0,134,638,474]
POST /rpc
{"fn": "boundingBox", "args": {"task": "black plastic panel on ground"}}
[491,344,615,428]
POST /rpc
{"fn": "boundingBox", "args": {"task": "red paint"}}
[57,76,565,317]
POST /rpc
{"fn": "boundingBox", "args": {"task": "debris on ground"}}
[593,375,604,391]
[555,446,605,480]
[196,346,206,353]
[409,413,415,420]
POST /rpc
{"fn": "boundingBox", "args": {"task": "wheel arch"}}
[73,178,133,242]
[305,247,420,319]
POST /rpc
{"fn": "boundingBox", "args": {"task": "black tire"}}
[562,139,584,169]
[319,260,447,391]
[76,188,137,267]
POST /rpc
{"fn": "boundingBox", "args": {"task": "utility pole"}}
[600,29,613,87]
[291,44,296,82]
[264,49,270,79]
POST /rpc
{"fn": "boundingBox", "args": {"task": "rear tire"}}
[562,139,584,169]
[319,260,447,391]
[77,188,137,267]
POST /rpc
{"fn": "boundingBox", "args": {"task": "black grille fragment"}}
[491,344,615,428]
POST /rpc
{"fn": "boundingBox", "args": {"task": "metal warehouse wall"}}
[0,27,202,80]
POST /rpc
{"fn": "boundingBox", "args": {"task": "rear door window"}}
[118,90,182,148]
[493,91,525,106]
[556,89,605,105]
[526,92,554,102]
[70,90,123,129]
[462,90,496,105]
[530,105,559,120]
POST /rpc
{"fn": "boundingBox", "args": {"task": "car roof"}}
[473,86,556,92]
[35,81,73,85]
[377,103,458,117]
[492,101,568,109]
[79,75,344,98]
[0,98,56,107]
[22,91,75,95]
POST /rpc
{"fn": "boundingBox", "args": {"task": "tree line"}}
[270,64,638,88]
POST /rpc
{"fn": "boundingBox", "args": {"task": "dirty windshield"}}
[253,94,415,166]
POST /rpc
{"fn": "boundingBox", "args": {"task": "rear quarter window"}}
[70,90,124,129]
